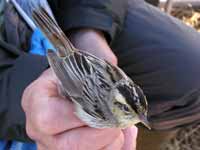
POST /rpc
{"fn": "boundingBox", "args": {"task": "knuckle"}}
[119,132,125,147]
[36,113,51,133]
[21,85,32,111]
[55,133,79,150]
[56,143,68,150]
[106,53,118,65]
[110,54,118,65]
[35,110,56,135]
[58,139,78,150]
[21,79,40,112]
[25,122,37,140]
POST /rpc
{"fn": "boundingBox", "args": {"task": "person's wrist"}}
[67,28,118,65]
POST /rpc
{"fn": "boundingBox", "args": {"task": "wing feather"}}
[47,50,83,97]
[33,7,131,124]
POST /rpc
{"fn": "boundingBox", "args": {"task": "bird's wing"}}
[47,49,113,119]
[83,51,130,83]
[32,6,129,122]
[74,52,130,120]
[47,50,83,97]
[47,46,130,122]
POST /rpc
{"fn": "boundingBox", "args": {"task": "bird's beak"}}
[139,115,151,130]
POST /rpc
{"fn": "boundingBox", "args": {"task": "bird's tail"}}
[32,7,75,57]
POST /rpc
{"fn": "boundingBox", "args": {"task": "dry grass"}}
[160,124,200,150]
[171,5,200,31]
[159,4,200,150]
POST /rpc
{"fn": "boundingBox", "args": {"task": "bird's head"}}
[110,80,150,129]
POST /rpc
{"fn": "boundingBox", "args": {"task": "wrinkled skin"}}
[22,29,138,150]
[22,69,137,150]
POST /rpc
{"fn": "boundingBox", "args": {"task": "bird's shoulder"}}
[76,50,126,84]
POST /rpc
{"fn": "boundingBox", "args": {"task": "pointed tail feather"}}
[32,7,75,57]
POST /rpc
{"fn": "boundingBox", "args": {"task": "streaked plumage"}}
[32,7,150,129]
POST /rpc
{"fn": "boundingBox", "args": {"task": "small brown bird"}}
[33,7,150,129]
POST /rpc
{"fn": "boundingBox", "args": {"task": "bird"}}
[32,7,150,129]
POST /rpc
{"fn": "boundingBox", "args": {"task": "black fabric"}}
[3,0,55,52]
[4,2,32,52]
[145,0,159,6]
[110,0,200,130]
[0,0,5,41]
[0,39,49,141]
[48,0,128,42]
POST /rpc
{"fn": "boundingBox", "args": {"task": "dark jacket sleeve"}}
[48,0,128,42]
[0,40,49,141]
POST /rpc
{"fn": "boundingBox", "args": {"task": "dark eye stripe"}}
[114,102,130,113]
[117,85,138,112]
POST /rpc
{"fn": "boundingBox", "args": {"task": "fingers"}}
[22,69,85,139]
[102,131,124,150]
[68,29,118,65]
[25,95,85,137]
[122,126,138,150]
[100,126,138,150]
[52,127,122,150]
[36,127,136,150]
[22,68,138,150]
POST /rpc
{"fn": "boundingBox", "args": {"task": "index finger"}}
[26,69,86,135]
[122,126,138,150]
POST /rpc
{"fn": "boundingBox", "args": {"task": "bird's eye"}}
[114,102,130,113]
[122,105,130,112]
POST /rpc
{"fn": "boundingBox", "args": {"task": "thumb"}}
[122,126,138,150]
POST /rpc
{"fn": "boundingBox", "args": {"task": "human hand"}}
[68,28,118,65]
[22,68,137,150]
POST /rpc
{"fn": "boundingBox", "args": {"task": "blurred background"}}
[149,0,200,31]
[138,1,200,150]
